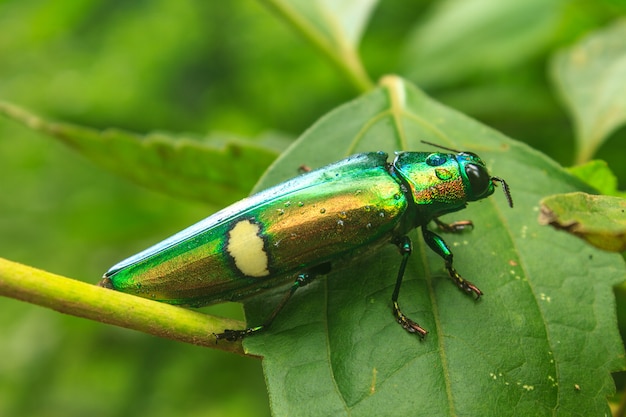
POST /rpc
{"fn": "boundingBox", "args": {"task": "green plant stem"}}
[261,0,374,93]
[0,258,250,356]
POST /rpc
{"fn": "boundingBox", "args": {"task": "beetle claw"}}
[445,262,483,299]
[214,329,244,342]
[393,302,428,338]
[215,326,264,342]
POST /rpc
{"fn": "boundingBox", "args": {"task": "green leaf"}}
[261,0,376,91]
[243,76,625,416]
[402,0,562,87]
[551,19,626,164]
[567,160,626,197]
[539,192,626,253]
[0,101,288,206]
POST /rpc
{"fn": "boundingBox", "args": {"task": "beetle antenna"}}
[420,140,461,153]
[491,177,513,208]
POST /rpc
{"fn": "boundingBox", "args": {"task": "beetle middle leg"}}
[421,228,483,299]
[391,236,428,338]
[215,263,330,342]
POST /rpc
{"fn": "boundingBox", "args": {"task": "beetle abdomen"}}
[104,152,408,306]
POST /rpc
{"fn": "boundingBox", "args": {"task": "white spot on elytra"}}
[227,220,270,277]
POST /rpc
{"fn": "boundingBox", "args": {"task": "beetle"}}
[99,143,513,341]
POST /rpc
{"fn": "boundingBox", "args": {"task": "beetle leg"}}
[215,264,328,342]
[298,164,312,174]
[391,236,428,338]
[432,217,473,233]
[421,228,483,299]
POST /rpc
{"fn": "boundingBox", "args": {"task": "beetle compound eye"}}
[465,163,491,197]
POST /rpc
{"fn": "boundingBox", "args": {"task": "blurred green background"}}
[1,1,625,416]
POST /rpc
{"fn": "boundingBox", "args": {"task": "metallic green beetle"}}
[100,144,512,341]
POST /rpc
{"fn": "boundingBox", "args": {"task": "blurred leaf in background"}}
[2,0,626,416]
[568,159,626,197]
[551,19,626,165]
[0,102,290,206]
[401,0,563,88]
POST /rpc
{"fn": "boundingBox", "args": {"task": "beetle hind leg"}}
[215,264,330,342]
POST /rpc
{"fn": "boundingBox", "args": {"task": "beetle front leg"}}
[391,236,428,338]
[421,228,483,299]
[432,217,473,233]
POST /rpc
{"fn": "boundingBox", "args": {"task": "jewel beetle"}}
[99,142,513,341]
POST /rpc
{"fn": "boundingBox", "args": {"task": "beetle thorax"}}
[392,152,469,221]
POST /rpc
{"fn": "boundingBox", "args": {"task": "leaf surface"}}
[243,76,625,416]
[539,192,626,252]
